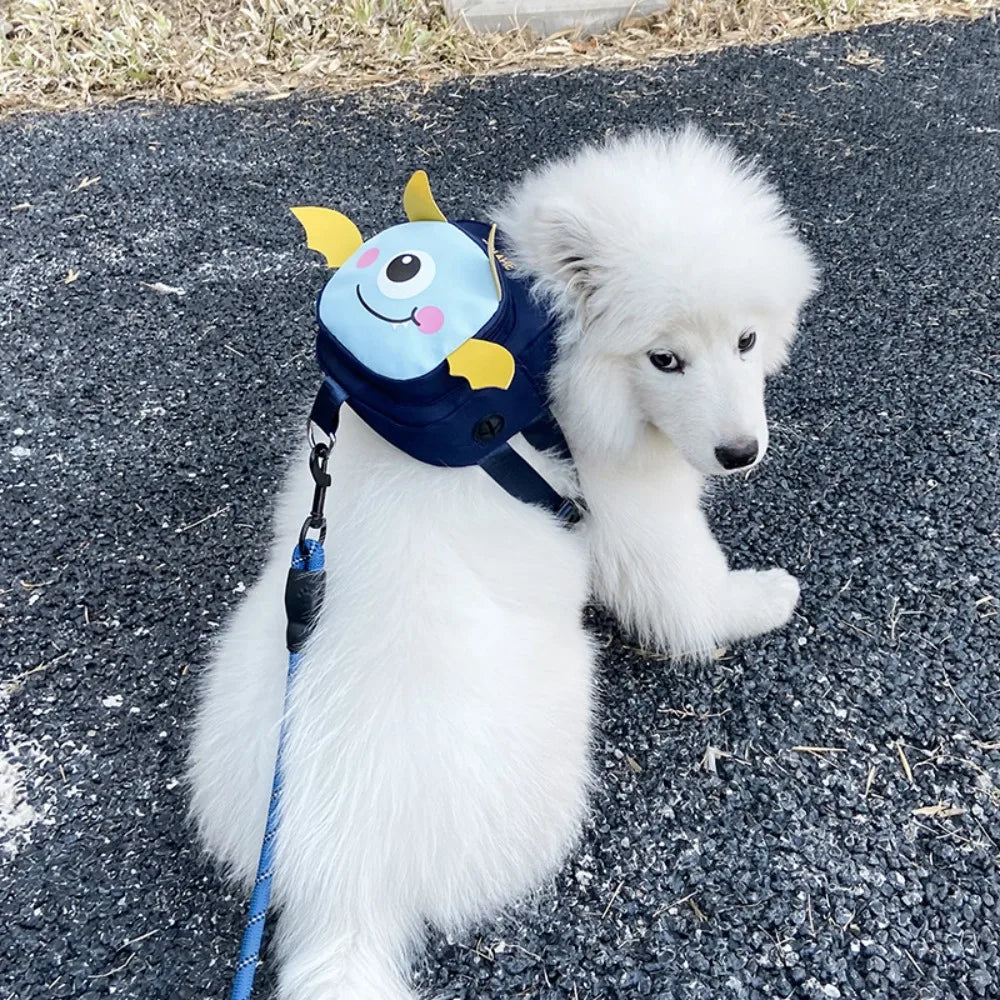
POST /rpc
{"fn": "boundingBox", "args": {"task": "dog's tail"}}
[275,914,421,1000]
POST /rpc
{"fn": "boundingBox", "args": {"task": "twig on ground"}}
[176,504,232,533]
[87,954,135,980]
[895,740,915,784]
[943,675,979,724]
[660,705,732,722]
[601,880,625,919]
[1,650,73,698]
[912,802,965,818]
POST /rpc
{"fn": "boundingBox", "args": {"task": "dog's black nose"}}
[715,438,759,470]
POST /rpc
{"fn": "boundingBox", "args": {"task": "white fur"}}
[187,126,818,999]
[494,126,818,655]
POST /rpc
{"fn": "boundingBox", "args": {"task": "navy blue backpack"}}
[294,171,580,521]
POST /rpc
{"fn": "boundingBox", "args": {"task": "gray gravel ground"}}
[2,17,999,1000]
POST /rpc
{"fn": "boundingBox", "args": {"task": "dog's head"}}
[494,126,819,476]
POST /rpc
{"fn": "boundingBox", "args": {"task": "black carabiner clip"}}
[299,438,333,555]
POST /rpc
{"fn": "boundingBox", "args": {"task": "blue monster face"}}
[294,172,516,390]
[317,221,500,382]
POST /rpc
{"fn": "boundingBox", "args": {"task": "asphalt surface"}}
[2,17,999,1000]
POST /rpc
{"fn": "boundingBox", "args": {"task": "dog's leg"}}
[714,566,800,646]
[579,442,798,658]
[187,550,293,882]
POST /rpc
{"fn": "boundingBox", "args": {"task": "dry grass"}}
[1,0,996,115]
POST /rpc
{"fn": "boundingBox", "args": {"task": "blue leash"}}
[229,437,333,1000]
[225,402,580,997]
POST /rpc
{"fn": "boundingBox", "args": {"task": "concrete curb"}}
[444,0,669,36]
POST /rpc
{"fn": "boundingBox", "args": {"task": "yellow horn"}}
[403,170,447,223]
[291,206,364,268]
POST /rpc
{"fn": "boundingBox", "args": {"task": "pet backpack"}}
[294,170,580,522]
[226,173,581,1000]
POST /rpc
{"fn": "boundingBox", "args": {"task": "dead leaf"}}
[912,802,965,818]
[845,49,885,71]
[700,745,722,774]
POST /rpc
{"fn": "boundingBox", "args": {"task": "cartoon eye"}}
[376,251,436,299]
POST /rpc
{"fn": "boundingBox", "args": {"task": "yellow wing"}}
[446,339,515,390]
[403,170,447,223]
[291,206,364,268]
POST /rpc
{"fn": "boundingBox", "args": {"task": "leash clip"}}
[299,428,334,554]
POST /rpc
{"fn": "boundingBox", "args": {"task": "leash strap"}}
[228,452,331,1000]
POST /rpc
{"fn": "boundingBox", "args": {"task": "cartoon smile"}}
[355,285,418,326]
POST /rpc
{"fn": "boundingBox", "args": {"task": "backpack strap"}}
[521,409,573,462]
[479,437,582,525]
[310,376,350,436]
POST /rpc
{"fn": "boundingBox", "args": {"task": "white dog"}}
[187,126,818,1000]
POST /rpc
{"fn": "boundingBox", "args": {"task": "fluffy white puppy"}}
[188,126,818,1000]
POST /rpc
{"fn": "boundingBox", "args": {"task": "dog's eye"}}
[648,351,684,373]
[738,329,757,354]
[377,251,436,299]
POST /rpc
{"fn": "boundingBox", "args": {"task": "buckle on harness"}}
[556,498,584,525]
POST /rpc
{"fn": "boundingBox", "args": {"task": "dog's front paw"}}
[722,568,800,643]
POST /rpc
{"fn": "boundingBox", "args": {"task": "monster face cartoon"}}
[293,172,515,389]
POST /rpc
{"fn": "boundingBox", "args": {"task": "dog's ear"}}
[762,310,799,375]
[529,206,599,313]
[761,250,820,374]
[493,192,602,333]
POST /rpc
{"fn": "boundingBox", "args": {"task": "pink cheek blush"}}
[414,306,444,334]
[356,248,379,269]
